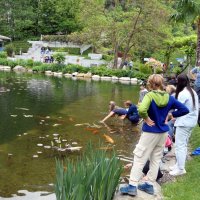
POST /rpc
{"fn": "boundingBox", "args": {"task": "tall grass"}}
[55,143,123,200]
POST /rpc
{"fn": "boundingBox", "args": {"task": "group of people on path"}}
[40,46,54,63]
[101,72,199,197]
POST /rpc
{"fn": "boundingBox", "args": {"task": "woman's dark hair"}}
[175,73,195,107]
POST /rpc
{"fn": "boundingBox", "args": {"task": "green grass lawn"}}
[163,126,200,200]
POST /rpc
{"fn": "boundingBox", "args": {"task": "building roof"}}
[0,35,11,40]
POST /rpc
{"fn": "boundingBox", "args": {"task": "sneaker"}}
[120,184,137,196]
[169,164,178,171]
[169,168,186,176]
[138,182,154,195]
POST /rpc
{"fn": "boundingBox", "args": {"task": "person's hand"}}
[144,117,155,126]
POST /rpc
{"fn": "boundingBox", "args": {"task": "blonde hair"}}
[165,85,176,95]
[109,101,116,111]
[147,74,164,90]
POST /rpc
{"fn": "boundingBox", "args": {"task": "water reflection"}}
[0,72,140,198]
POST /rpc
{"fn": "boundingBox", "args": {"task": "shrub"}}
[16,59,28,67]
[0,58,8,66]
[65,47,80,55]
[102,54,113,61]
[7,60,18,68]
[32,63,51,72]
[63,64,87,73]
[0,51,7,58]
[5,41,31,56]
[26,59,34,68]
[134,71,149,80]
[52,47,80,55]
[51,63,65,72]
[53,53,65,64]
[155,67,163,74]
[172,66,182,75]
[55,143,123,200]
[139,63,152,74]
[33,61,43,67]
[4,43,16,57]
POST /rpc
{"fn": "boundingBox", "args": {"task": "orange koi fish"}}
[92,130,99,134]
[103,134,114,144]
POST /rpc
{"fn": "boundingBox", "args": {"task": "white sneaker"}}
[169,168,186,176]
[169,164,178,171]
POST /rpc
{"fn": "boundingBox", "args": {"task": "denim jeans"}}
[175,126,193,170]
[168,120,175,138]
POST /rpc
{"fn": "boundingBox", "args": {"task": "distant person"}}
[40,47,45,55]
[163,63,167,72]
[165,84,176,139]
[165,85,176,97]
[190,66,200,101]
[120,74,189,196]
[168,74,177,86]
[128,61,133,70]
[122,60,128,70]
[169,62,174,71]
[179,62,184,69]
[138,82,148,104]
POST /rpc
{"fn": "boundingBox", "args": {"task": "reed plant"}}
[55,143,123,200]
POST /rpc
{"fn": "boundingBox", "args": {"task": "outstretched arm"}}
[100,111,115,123]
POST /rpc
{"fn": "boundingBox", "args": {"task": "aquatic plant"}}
[55,143,123,200]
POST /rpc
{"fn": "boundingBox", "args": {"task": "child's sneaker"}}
[120,184,137,196]
[138,182,154,195]
[169,164,178,171]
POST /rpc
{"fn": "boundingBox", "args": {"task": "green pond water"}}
[0,72,140,198]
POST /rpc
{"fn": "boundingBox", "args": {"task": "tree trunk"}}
[120,45,130,68]
[113,42,119,69]
[120,9,141,68]
[196,17,200,66]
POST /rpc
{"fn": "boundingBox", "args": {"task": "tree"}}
[171,0,200,66]
[0,0,81,40]
[71,0,170,68]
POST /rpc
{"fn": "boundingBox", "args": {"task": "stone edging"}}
[0,65,141,85]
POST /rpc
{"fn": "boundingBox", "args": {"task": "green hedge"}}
[4,41,31,56]
[52,47,80,55]
[0,58,148,79]
[0,51,7,58]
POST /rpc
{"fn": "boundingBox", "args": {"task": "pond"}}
[0,72,141,198]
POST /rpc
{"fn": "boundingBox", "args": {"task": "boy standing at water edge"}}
[120,74,189,196]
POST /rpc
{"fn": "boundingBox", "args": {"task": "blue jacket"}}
[139,91,189,133]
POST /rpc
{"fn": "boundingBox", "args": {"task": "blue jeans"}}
[168,120,174,138]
